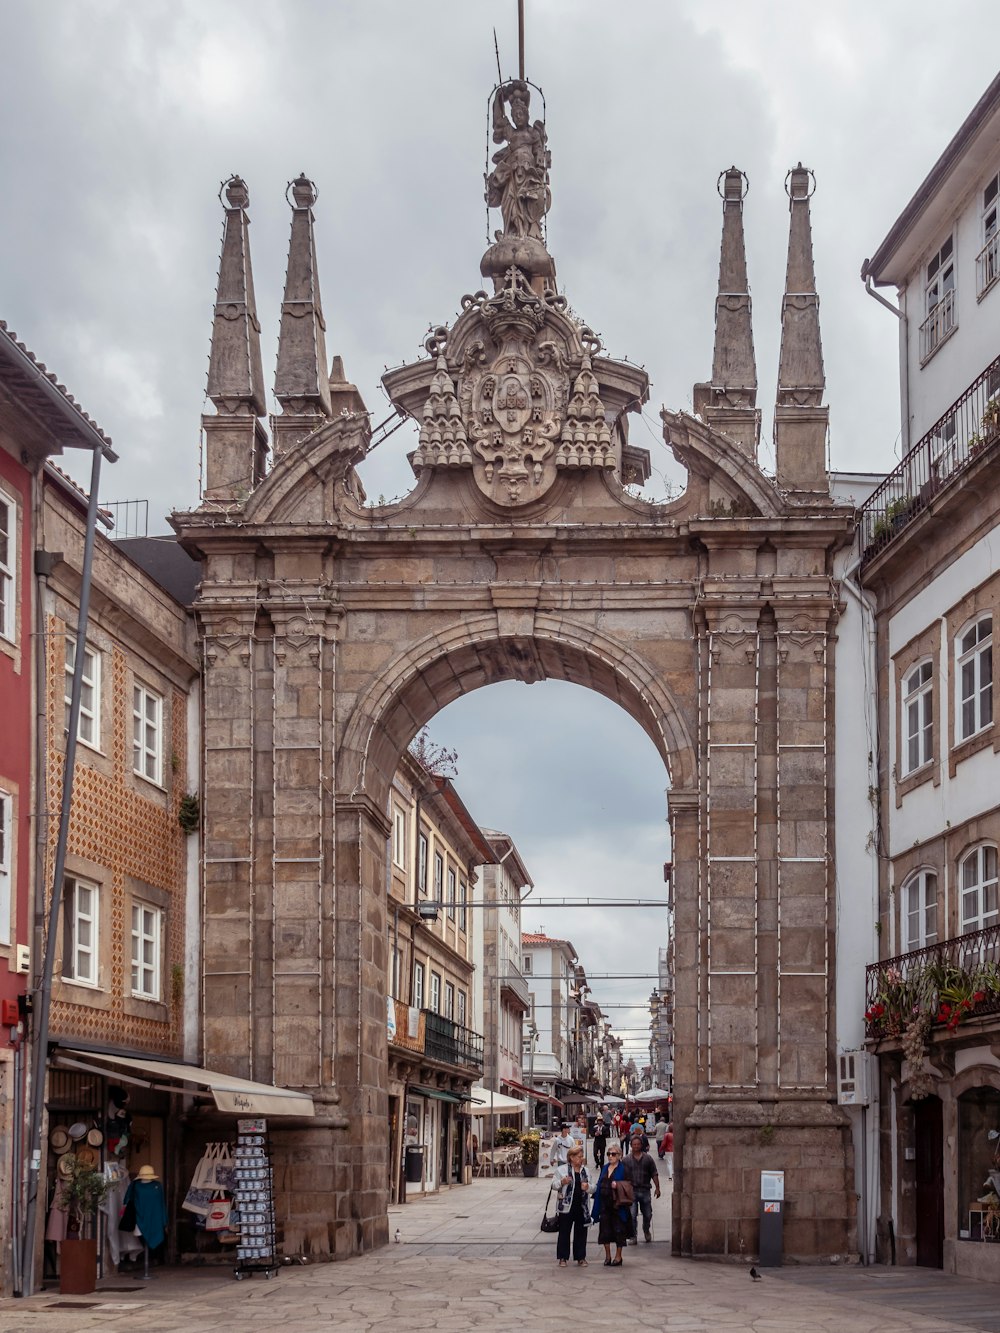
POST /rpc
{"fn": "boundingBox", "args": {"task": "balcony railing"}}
[919,287,956,362]
[977,232,999,301]
[865,923,1000,1040]
[500,963,530,1009]
[423,1010,484,1072]
[858,353,1000,565]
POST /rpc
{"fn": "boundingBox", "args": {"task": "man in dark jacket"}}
[626,1129,660,1242]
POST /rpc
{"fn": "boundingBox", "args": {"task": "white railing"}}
[977,233,999,301]
[919,287,956,362]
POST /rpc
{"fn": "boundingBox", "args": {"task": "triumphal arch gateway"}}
[174,79,857,1260]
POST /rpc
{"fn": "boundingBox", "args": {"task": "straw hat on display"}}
[76,1145,99,1169]
[68,1122,88,1142]
[86,1127,104,1148]
[57,1153,77,1177]
[136,1164,159,1182]
[50,1126,71,1154]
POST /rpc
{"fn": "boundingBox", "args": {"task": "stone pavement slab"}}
[2,1176,999,1331]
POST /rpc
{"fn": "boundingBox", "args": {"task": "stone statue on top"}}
[482,81,555,289]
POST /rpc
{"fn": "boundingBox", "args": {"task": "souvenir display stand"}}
[233,1118,278,1280]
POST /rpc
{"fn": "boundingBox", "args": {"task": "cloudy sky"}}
[3,2,997,1067]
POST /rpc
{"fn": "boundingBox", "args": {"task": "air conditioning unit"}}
[837,1049,874,1106]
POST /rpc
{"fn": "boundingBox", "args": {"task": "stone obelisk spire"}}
[202,176,269,502]
[774,164,829,495]
[272,174,333,454]
[694,167,760,458]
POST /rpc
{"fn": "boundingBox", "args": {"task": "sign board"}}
[761,1170,784,1201]
[763,1201,781,1214]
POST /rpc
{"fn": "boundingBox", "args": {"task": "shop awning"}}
[53,1048,315,1118]
[504,1078,563,1110]
[409,1084,465,1104]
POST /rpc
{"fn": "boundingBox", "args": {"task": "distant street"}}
[3,1171,999,1331]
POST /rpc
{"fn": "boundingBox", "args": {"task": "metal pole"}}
[517,0,525,80]
[21,443,103,1297]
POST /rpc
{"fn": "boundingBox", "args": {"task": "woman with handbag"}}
[590,1145,634,1265]
[555,1144,590,1267]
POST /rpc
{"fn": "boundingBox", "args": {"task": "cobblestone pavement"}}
[3,1175,1000,1332]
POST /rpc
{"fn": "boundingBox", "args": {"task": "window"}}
[412,960,424,1010]
[457,990,466,1028]
[959,1087,1000,1237]
[131,902,162,999]
[0,790,11,947]
[978,170,999,299]
[522,954,532,974]
[447,867,456,921]
[63,876,99,985]
[921,235,956,360]
[459,879,467,932]
[65,637,100,747]
[961,845,999,934]
[430,971,441,1013]
[900,871,938,951]
[417,833,428,894]
[132,683,163,784]
[903,660,933,773]
[0,494,14,643]
[392,808,406,870]
[444,981,455,1020]
[433,852,443,902]
[957,617,993,741]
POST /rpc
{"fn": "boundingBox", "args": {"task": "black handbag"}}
[540,1188,560,1233]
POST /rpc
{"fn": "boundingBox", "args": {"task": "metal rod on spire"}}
[493,27,503,85]
[518,0,525,79]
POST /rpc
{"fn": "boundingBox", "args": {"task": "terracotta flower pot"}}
[60,1237,97,1294]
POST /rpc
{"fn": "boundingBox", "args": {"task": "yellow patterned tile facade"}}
[44,615,187,1055]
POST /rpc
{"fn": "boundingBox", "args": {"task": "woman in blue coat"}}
[590,1145,634,1265]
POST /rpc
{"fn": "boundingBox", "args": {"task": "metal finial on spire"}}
[518,0,525,80]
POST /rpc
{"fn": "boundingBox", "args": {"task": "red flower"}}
[974,991,986,1003]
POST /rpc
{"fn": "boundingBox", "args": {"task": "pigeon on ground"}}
[749,1266,762,1281]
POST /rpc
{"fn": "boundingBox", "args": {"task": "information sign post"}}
[759,1169,784,1267]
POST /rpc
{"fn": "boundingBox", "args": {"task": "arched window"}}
[900,870,938,951]
[960,845,999,934]
[957,616,993,742]
[903,659,934,773]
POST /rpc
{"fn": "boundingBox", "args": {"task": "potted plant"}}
[519,1130,540,1178]
[59,1159,111,1294]
[982,398,1000,440]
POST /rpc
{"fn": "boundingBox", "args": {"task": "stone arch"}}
[338,611,698,815]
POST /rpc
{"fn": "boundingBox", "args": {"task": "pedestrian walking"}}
[555,1144,591,1267]
[591,1145,634,1265]
[627,1129,661,1243]
[628,1121,649,1153]
[653,1111,669,1158]
[592,1116,608,1169]
[663,1123,674,1181]
[550,1121,576,1178]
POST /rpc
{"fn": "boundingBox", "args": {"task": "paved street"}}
[4,1174,1000,1332]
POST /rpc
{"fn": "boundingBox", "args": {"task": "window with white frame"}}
[961,845,999,935]
[457,990,466,1028]
[0,494,15,643]
[412,960,424,1010]
[0,790,11,947]
[62,875,99,985]
[433,851,443,901]
[430,970,441,1013]
[921,234,956,360]
[900,870,938,952]
[447,867,456,920]
[417,832,428,894]
[459,879,467,932]
[979,170,999,299]
[132,683,163,784]
[522,953,532,973]
[65,637,100,747]
[131,901,162,999]
[903,660,934,774]
[957,617,993,741]
[444,981,455,1020]
[392,807,406,870]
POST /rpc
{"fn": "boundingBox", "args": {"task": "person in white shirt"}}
[550,1122,577,1177]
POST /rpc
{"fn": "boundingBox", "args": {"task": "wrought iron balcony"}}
[859,353,1000,566]
[919,287,956,362]
[865,923,1000,1041]
[423,1009,484,1072]
[977,232,999,301]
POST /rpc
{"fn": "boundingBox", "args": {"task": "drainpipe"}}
[862,263,910,456]
[21,443,107,1297]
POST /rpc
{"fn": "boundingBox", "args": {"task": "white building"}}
[521,931,579,1127]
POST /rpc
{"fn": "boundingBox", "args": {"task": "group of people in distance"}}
[548,1106,674,1269]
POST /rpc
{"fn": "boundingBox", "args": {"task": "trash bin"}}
[405,1145,424,1184]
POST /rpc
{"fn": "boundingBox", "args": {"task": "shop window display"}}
[959,1086,1000,1241]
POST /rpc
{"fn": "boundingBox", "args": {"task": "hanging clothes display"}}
[123,1166,168,1251]
[103,1164,142,1264]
